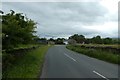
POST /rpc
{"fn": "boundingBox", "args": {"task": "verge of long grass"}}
[66,45,119,64]
[3,45,51,78]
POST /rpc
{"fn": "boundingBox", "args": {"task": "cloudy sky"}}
[1,0,119,39]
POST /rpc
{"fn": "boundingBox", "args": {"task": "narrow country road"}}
[40,45,118,79]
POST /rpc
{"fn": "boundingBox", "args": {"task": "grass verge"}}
[3,45,51,78]
[66,45,119,64]
[78,44,120,48]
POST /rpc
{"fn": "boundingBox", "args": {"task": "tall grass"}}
[3,45,51,78]
[78,44,120,48]
[66,45,119,64]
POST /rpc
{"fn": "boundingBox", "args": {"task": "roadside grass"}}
[66,45,119,64]
[3,45,51,78]
[78,44,120,49]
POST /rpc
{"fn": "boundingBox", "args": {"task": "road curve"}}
[40,45,118,79]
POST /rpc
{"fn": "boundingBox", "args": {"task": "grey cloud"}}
[2,2,116,38]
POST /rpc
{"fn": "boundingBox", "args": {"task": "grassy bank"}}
[77,44,120,48]
[3,45,51,78]
[66,45,119,64]
[2,44,40,70]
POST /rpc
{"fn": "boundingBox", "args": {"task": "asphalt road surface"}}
[40,45,119,79]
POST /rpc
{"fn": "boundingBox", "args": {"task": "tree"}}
[48,38,55,42]
[69,34,85,43]
[91,35,102,44]
[102,37,113,44]
[85,38,91,44]
[2,10,37,50]
[78,35,85,43]
[55,38,64,44]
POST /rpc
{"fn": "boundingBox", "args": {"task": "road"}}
[40,45,119,79]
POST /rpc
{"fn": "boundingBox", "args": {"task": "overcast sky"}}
[2,0,119,39]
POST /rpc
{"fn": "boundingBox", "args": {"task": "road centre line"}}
[93,71,109,80]
[64,53,76,62]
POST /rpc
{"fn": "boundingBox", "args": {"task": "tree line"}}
[34,34,119,45]
[35,34,120,45]
[34,37,66,44]
[69,34,119,44]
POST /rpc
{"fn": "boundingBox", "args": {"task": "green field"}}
[3,45,51,78]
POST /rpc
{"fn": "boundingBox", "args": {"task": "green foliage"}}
[69,34,85,43]
[3,45,51,78]
[91,35,102,44]
[2,44,40,71]
[2,10,37,50]
[69,34,119,44]
[102,37,113,44]
[48,38,55,42]
[55,38,65,44]
[3,53,15,69]
[66,45,119,64]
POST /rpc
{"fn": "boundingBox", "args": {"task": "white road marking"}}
[64,53,76,62]
[93,71,109,80]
